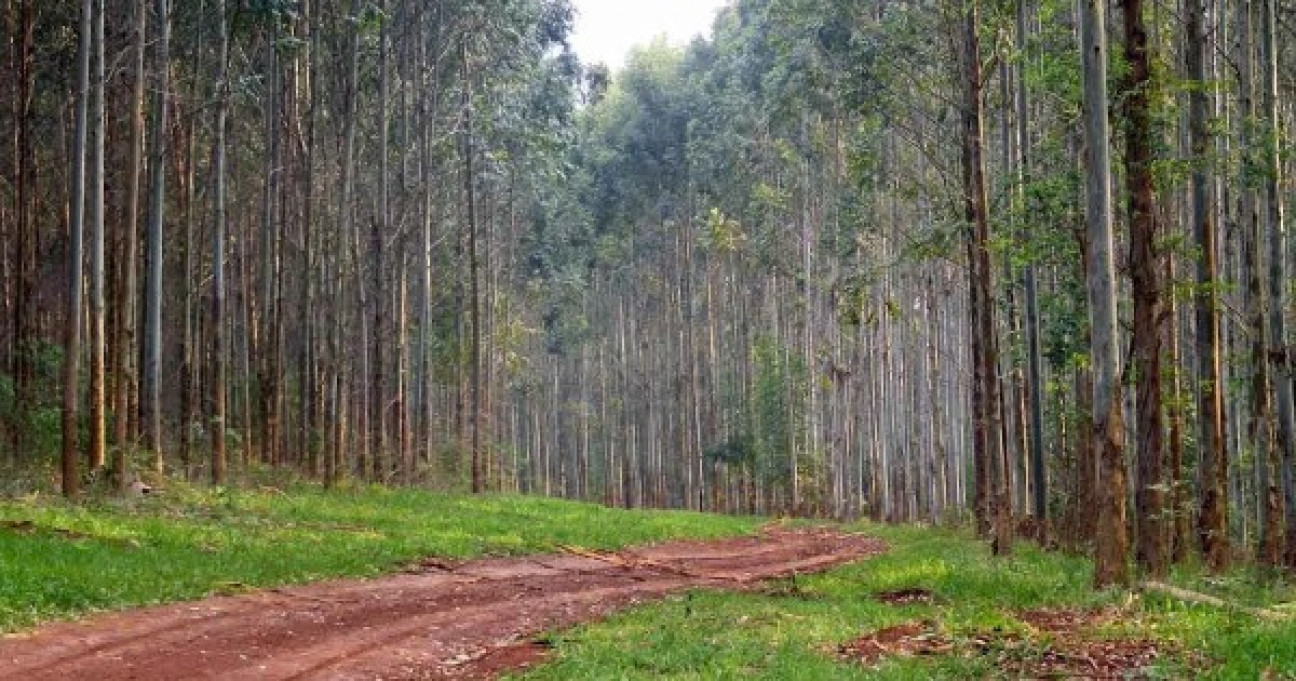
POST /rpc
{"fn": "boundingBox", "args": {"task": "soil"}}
[839,608,1175,680]
[873,588,937,605]
[0,526,885,681]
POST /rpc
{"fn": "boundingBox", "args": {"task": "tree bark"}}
[113,0,147,488]
[62,0,94,497]
[1123,0,1167,578]
[210,0,229,485]
[960,0,1010,555]
[1187,0,1229,573]
[143,0,170,471]
[1080,0,1129,587]
[88,0,106,473]
[462,38,483,494]
[1259,0,1295,569]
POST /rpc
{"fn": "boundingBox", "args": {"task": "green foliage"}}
[751,336,808,490]
[0,485,761,632]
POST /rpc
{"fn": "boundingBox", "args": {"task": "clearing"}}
[0,526,884,680]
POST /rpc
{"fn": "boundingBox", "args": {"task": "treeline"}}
[0,0,579,492]
[2,0,1296,589]
[513,0,1296,588]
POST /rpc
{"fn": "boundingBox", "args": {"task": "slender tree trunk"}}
[260,18,281,468]
[1080,0,1129,587]
[462,38,483,494]
[113,0,146,488]
[210,0,229,485]
[1166,250,1190,562]
[62,0,93,497]
[372,0,389,482]
[11,0,34,462]
[1259,0,1295,569]
[1187,0,1229,572]
[143,0,170,471]
[88,0,106,473]
[1016,0,1047,527]
[337,0,361,480]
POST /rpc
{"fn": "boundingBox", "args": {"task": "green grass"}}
[4,487,1294,679]
[517,524,1296,680]
[0,484,761,632]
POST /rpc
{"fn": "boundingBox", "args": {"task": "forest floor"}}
[0,525,884,680]
[3,484,1295,679]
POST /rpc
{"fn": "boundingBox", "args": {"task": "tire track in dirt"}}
[0,526,885,680]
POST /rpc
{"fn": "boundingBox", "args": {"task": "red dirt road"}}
[0,527,884,680]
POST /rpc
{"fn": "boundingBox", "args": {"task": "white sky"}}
[569,0,730,70]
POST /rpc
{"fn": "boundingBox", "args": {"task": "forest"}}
[1,0,1295,595]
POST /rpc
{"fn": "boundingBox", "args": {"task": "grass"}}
[517,524,1296,680]
[3,485,1293,679]
[0,483,761,632]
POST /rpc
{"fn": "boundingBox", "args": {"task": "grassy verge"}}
[0,484,761,632]
[517,524,1296,680]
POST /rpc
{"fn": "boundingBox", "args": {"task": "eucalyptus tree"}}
[1122,0,1166,577]
[210,0,229,485]
[1187,0,1228,572]
[114,0,148,488]
[87,0,106,475]
[62,0,93,496]
[1259,0,1295,568]
[1079,0,1128,587]
[143,0,170,471]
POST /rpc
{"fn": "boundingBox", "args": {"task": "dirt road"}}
[0,526,884,680]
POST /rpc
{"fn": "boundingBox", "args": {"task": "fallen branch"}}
[1138,581,1294,621]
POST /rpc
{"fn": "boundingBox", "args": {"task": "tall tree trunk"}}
[1123,0,1167,578]
[88,0,106,473]
[210,0,229,485]
[1259,0,1295,569]
[260,19,281,468]
[1187,0,1229,572]
[960,0,1010,555]
[337,0,361,480]
[372,0,389,482]
[1080,0,1129,587]
[462,38,483,494]
[113,0,146,488]
[11,0,34,462]
[143,0,170,471]
[1236,0,1279,566]
[62,0,93,497]
[1016,0,1047,527]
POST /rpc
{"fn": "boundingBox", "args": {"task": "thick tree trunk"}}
[1080,0,1129,587]
[1123,0,1167,578]
[961,0,1010,555]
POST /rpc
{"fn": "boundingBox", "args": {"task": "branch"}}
[1139,581,1294,621]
